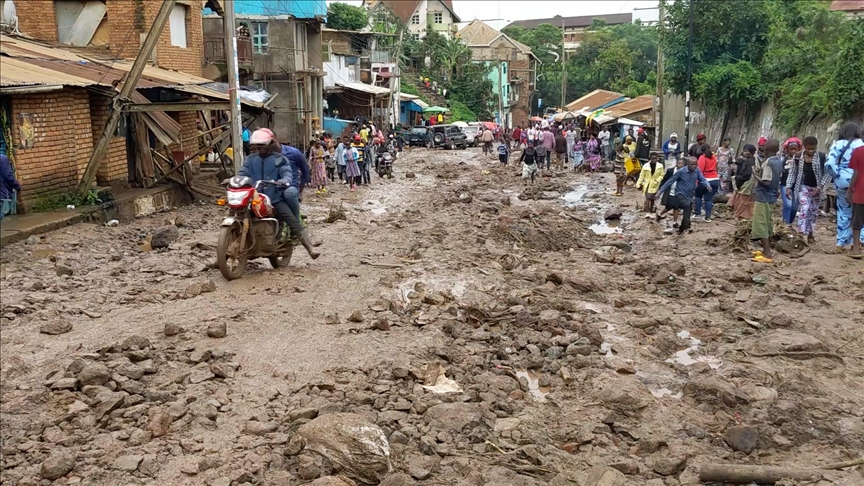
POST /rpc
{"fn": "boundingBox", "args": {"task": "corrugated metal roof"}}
[506,13,632,30]
[336,82,391,96]
[398,92,419,100]
[0,57,106,88]
[0,34,271,109]
[830,0,864,12]
[565,89,625,112]
[411,99,428,109]
[605,95,653,118]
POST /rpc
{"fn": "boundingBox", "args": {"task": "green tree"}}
[326,2,368,31]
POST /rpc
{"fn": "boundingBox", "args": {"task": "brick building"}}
[10,0,205,75]
[457,20,538,128]
[0,29,268,214]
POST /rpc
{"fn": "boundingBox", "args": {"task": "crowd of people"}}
[653,123,864,261]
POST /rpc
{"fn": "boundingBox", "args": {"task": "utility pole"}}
[497,48,504,126]
[389,26,405,129]
[560,18,566,110]
[655,0,665,147]
[223,0,243,172]
[684,0,694,151]
[77,0,176,197]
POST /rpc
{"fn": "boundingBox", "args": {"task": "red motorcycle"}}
[215,176,293,280]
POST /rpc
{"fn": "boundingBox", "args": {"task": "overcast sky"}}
[329,1,659,24]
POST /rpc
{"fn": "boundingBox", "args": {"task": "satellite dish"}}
[2,0,20,34]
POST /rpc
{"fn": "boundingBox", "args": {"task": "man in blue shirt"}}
[260,130,309,222]
[751,139,783,263]
[242,128,250,156]
[655,156,710,234]
[0,154,22,222]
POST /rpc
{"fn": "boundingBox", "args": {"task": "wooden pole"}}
[77,0,176,197]
[223,0,244,172]
[389,26,405,129]
[655,0,665,147]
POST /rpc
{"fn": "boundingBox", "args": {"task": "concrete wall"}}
[660,94,864,153]
[325,55,360,87]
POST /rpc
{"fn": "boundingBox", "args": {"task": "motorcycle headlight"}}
[226,191,249,206]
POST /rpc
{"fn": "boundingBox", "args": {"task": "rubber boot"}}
[298,231,320,260]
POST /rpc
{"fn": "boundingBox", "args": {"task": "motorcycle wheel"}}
[269,245,294,269]
[217,226,247,280]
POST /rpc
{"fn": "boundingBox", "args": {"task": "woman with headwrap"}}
[780,137,802,225]
[786,136,826,244]
[731,144,757,220]
[823,122,864,249]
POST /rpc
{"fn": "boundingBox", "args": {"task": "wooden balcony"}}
[204,36,253,65]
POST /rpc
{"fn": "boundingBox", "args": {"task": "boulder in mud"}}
[725,425,759,453]
[297,413,391,484]
[151,225,180,249]
[40,449,76,480]
[423,402,483,432]
[77,362,111,387]
[604,207,623,220]
[40,320,73,335]
[593,377,653,414]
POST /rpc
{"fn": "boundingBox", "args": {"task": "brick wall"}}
[10,89,94,211]
[178,111,199,157]
[16,0,203,76]
[13,1,59,43]
[146,0,204,76]
[88,93,129,184]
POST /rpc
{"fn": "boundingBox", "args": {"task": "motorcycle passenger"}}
[239,129,319,260]
[260,129,309,223]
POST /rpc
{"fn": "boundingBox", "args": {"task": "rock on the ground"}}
[423,402,483,433]
[40,320,73,335]
[380,473,416,486]
[151,225,180,249]
[147,410,172,438]
[207,322,227,338]
[583,466,627,486]
[244,420,279,436]
[725,425,759,453]
[604,207,623,220]
[407,455,438,480]
[347,310,364,323]
[165,322,183,336]
[40,449,76,480]
[297,413,391,484]
[112,455,143,471]
[77,362,111,386]
[310,477,357,486]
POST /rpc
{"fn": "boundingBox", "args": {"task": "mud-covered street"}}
[1,147,863,486]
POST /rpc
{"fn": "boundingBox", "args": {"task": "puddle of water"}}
[562,185,589,206]
[515,370,549,402]
[667,330,722,369]
[589,220,623,235]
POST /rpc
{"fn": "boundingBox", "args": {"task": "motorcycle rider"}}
[239,129,319,260]
[258,129,309,224]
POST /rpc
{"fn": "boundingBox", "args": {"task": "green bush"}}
[31,190,102,213]
[448,100,477,123]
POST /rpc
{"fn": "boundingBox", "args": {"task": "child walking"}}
[613,147,627,196]
[498,140,510,165]
[520,142,539,185]
[310,141,328,194]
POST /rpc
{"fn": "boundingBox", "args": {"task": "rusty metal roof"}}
[604,95,654,118]
[0,34,269,109]
[565,89,626,112]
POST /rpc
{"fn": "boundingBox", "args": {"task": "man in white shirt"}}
[598,128,611,160]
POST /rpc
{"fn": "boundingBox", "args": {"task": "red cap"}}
[758,136,767,145]
[697,133,706,140]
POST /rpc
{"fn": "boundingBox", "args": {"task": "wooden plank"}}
[132,114,155,184]
[67,1,107,47]
[123,102,231,112]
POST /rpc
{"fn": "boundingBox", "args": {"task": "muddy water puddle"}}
[589,220,623,235]
[515,369,550,402]
[561,185,589,206]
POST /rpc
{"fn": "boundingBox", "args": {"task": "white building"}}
[362,0,461,40]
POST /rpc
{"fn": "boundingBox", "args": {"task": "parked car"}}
[461,126,480,147]
[425,124,468,150]
[408,127,428,147]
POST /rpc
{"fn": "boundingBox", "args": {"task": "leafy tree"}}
[326,2,368,31]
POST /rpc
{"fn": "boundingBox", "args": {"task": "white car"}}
[461,126,480,147]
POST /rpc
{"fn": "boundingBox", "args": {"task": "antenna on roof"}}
[1,0,20,35]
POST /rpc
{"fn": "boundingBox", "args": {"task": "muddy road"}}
[1,146,862,486]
